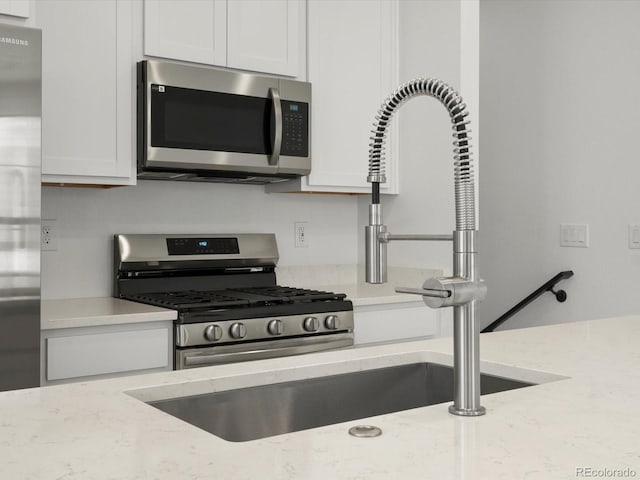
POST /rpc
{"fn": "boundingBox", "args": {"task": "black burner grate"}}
[233,286,346,303]
[127,291,250,309]
[124,286,346,310]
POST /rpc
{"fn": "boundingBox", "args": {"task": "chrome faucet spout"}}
[368,78,475,229]
[364,78,485,416]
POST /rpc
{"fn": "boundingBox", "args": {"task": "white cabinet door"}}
[143,0,301,77]
[42,322,173,384]
[268,0,398,194]
[227,0,299,77]
[144,0,227,66]
[39,0,135,185]
[0,0,28,17]
[354,302,441,345]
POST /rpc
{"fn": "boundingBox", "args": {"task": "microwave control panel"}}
[281,100,309,157]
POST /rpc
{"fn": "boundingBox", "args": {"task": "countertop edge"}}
[41,297,177,330]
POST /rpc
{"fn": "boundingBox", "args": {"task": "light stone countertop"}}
[277,265,445,306]
[316,282,428,306]
[3,314,640,479]
[40,266,440,331]
[41,297,177,330]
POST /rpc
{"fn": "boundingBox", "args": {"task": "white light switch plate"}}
[629,225,640,249]
[560,224,589,248]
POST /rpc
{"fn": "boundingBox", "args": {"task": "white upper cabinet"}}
[144,0,227,66]
[267,0,398,194]
[39,0,135,185]
[227,0,299,77]
[0,0,29,18]
[144,0,301,77]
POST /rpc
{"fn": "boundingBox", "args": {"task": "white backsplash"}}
[278,265,448,289]
[41,182,359,299]
[276,264,357,288]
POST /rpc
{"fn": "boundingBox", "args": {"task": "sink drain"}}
[348,425,382,438]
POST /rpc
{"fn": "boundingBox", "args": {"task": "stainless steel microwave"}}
[137,60,311,184]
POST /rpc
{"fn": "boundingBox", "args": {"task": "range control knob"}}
[204,324,222,342]
[303,316,320,332]
[229,322,247,339]
[324,315,340,330]
[267,319,284,336]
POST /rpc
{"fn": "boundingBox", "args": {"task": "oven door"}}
[175,333,354,369]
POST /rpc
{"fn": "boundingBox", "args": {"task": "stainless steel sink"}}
[147,362,533,442]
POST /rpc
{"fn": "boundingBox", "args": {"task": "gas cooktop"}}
[114,234,354,369]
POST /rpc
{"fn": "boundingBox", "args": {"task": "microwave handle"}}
[268,87,282,166]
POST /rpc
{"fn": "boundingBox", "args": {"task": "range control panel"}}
[176,310,354,347]
[280,100,309,157]
[167,237,240,255]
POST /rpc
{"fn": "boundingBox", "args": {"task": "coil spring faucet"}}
[366,78,487,416]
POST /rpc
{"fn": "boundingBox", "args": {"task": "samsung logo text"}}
[0,37,29,46]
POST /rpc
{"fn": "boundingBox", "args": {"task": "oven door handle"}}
[268,87,282,166]
[181,338,353,368]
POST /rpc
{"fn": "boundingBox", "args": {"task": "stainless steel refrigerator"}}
[0,24,41,391]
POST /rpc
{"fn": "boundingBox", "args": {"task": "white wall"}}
[357,0,463,273]
[479,0,640,329]
[42,182,358,299]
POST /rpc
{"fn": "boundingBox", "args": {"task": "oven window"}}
[150,85,272,155]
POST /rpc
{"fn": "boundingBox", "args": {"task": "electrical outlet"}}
[294,221,308,248]
[41,219,57,251]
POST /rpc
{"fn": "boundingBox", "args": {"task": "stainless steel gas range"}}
[114,234,354,369]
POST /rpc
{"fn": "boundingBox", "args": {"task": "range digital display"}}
[167,237,240,255]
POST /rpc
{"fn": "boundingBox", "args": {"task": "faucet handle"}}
[395,285,453,309]
[395,286,451,298]
[396,276,487,309]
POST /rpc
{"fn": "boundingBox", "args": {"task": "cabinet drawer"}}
[354,304,440,345]
[46,328,169,381]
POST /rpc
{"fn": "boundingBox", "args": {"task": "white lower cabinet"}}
[353,302,442,345]
[41,321,173,385]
